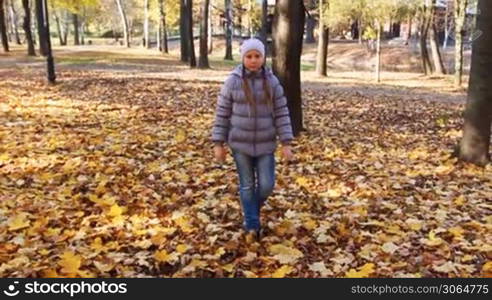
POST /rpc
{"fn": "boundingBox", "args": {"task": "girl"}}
[211,38,294,241]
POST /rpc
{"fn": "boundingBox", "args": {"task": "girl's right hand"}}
[214,145,227,163]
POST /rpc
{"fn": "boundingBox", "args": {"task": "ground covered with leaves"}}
[0,67,491,278]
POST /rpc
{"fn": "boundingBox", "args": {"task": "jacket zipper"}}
[253,77,257,156]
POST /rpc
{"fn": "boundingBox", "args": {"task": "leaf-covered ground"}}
[0,65,491,278]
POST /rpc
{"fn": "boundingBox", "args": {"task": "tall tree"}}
[115,0,130,47]
[316,0,329,76]
[272,0,305,136]
[260,0,267,45]
[305,0,316,43]
[35,0,48,55]
[21,0,35,55]
[8,0,21,44]
[457,0,491,166]
[0,0,9,51]
[40,0,55,83]
[185,0,196,66]
[180,0,189,61]
[419,1,433,75]
[429,0,446,74]
[158,0,168,53]
[208,0,213,53]
[143,0,150,48]
[198,0,210,68]
[247,0,253,38]
[51,3,66,46]
[454,0,468,86]
[72,13,79,45]
[224,0,232,60]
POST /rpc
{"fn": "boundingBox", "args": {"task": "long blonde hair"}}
[242,66,273,117]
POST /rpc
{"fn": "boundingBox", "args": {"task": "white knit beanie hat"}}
[240,38,265,61]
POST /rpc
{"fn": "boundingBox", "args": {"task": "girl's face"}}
[243,50,264,72]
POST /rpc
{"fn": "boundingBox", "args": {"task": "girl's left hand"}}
[281,145,294,162]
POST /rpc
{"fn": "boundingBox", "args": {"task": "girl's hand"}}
[214,144,227,163]
[281,145,294,162]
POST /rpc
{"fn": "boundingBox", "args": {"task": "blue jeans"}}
[232,150,275,231]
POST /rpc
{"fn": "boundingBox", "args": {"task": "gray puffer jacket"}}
[211,64,293,157]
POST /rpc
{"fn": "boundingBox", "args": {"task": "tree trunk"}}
[115,0,130,47]
[80,17,85,45]
[305,15,315,43]
[62,9,69,45]
[198,0,210,68]
[186,0,196,67]
[8,0,21,44]
[42,0,55,84]
[35,0,47,55]
[180,0,189,61]
[0,0,9,51]
[158,0,168,53]
[224,0,233,60]
[208,0,213,53]
[443,0,449,48]
[429,0,446,74]
[21,0,35,55]
[454,0,468,86]
[247,0,253,38]
[260,0,267,46]
[419,4,433,75]
[272,0,305,136]
[51,3,65,46]
[72,13,79,45]
[405,15,412,45]
[144,0,150,48]
[376,22,382,83]
[358,18,363,44]
[237,5,242,37]
[315,0,328,76]
[457,0,491,166]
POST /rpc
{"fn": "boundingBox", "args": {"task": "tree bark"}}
[35,0,49,55]
[419,4,433,75]
[358,18,363,44]
[429,0,446,74]
[72,13,79,45]
[272,0,305,136]
[316,0,328,76]
[458,0,491,166]
[305,0,316,44]
[454,0,468,86]
[80,13,85,45]
[21,0,35,55]
[224,0,233,60]
[208,0,212,53]
[115,0,130,47]
[0,0,9,51]
[198,0,210,68]
[8,0,21,44]
[51,3,65,46]
[247,0,253,38]
[158,0,168,53]
[180,0,189,61]
[443,0,450,48]
[376,22,382,83]
[143,0,150,48]
[260,0,267,46]
[405,15,412,45]
[42,0,55,83]
[186,0,196,67]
